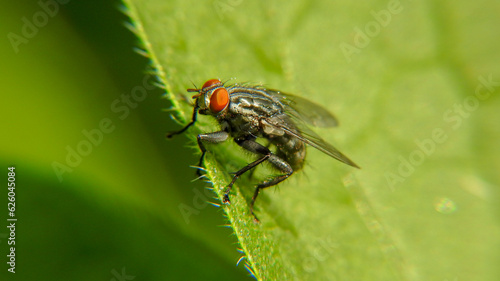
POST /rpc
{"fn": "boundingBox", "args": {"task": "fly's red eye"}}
[209,88,229,113]
[202,79,222,90]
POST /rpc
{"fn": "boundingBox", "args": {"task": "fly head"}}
[188,79,230,117]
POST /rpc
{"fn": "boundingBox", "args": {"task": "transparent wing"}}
[259,89,359,168]
[264,89,339,128]
[279,121,359,168]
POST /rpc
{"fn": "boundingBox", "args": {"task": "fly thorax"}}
[261,119,285,136]
[223,112,259,137]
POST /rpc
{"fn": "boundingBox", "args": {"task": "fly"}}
[167,79,359,222]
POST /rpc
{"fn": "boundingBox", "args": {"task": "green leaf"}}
[1,2,245,280]
[123,0,500,280]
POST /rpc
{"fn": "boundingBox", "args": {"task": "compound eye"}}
[209,88,229,113]
[202,79,222,90]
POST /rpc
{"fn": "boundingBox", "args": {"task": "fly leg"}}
[223,138,272,204]
[250,155,293,222]
[223,138,293,222]
[195,131,229,176]
[223,156,270,202]
[247,139,272,180]
[222,137,272,201]
[165,103,229,177]
[166,103,199,139]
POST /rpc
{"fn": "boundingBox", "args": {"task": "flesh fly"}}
[167,79,359,222]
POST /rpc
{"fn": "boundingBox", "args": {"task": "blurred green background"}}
[1,1,248,280]
[1,0,500,280]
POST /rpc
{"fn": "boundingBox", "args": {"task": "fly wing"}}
[263,115,360,168]
[284,123,359,168]
[264,89,338,128]
[258,88,358,168]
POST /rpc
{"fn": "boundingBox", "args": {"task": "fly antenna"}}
[222,78,232,85]
[187,80,199,92]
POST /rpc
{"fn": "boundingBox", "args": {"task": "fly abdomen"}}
[272,133,306,171]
